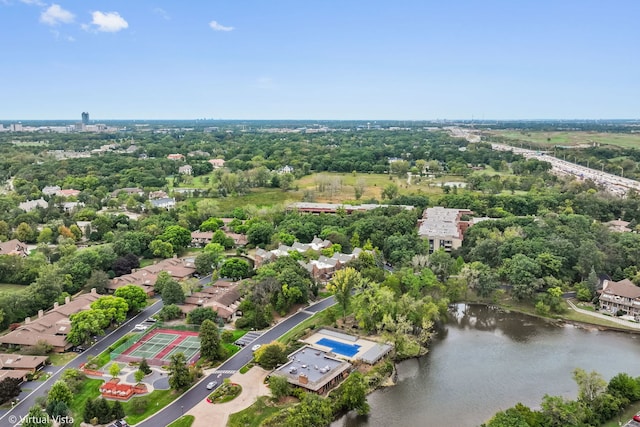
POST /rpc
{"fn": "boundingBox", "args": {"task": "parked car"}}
[206,381,218,390]
[133,324,148,331]
[633,414,640,422]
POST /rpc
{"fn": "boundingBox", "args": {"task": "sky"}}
[0,0,639,120]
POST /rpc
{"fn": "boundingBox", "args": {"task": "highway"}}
[0,300,165,427]
[136,296,336,427]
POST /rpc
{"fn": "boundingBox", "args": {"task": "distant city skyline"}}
[1,1,638,120]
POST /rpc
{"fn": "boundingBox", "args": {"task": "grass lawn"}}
[124,389,180,425]
[228,396,289,427]
[223,343,241,357]
[0,283,28,293]
[278,311,328,345]
[296,172,444,203]
[49,353,77,366]
[140,258,161,268]
[487,130,640,149]
[69,378,103,426]
[168,415,195,427]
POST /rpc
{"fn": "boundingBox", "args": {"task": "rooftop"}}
[273,345,351,392]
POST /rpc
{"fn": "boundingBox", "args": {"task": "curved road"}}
[137,296,335,427]
[0,293,335,427]
[0,300,165,427]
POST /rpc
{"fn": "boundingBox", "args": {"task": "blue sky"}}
[1,0,638,120]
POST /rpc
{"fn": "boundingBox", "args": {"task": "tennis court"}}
[115,329,201,366]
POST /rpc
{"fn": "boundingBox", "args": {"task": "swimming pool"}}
[316,337,361,357]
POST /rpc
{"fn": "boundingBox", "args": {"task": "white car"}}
[251,344,262,352]
[206,381,218,390]
[133,324,148,331]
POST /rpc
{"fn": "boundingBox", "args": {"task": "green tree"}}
[195,251,221,275]
[461,261,497,298]
[427,249,455,282]
[540,394,583,427]
[114,284,148,313]
[159,225,192,252]
[111,400,125,420]
[139,358,152,375]
[158,304,182,321]
[149,239,174,258]
[154,271,175,294]
[247,221,275,247]
[254,342,287,370]
[484,407,530,427]
[94,397,112,424]
[269,375,291,401]
[85,270,109,294]
[48,380,73,406]
[501,254,542,300]
[0,377,21,404]
[67,309,106,345]
[607,372,640,401]
[161,280,185,305]
[283,393,333,427]
[14,222,36,242]
[168,352,191,390]
[327,267,361,321]
[200,217,224,231]
[91,296,129,327]
[199,319,224,361]
[381,183,399,200]
[220,258,251,280]
[109,363,121,378]
[573,368,606,404]
[134,369,145,384]
[187,307,217,325]
[23,405,52,427]
[336,372,369,415]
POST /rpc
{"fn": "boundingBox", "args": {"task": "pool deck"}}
[302,330,379,362]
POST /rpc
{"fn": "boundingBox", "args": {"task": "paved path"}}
[566,300,640,330]
[0,300,164,427]
[136,296,336,427]
[188,367,270,427]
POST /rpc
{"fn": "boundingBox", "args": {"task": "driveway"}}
[188,367,270,427]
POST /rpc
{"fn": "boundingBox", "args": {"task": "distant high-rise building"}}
[81,112,89,125]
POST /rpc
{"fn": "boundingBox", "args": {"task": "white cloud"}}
[40,4,74,25]
[50,29,75,42]
[209,20,233,32]
[88,11,128,32]
[153,7,170,20]
[20,0,45,6]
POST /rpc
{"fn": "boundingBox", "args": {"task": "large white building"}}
[418,207,473,253]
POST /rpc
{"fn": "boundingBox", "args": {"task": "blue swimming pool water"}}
[316,338,361,357]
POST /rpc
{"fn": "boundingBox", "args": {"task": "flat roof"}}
[274,345,351,392]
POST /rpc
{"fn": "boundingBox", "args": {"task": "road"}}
[0,301,165,427]
[136,295,336,427]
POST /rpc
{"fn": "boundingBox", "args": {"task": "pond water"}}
[334,303,640,427]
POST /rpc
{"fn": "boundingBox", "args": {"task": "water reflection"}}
[333,303,640,427]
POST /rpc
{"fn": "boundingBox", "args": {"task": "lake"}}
[334,303,640,427]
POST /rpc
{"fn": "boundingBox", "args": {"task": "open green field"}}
[0,283,27,293]
[488,130,640,149]
[69,378,103,426]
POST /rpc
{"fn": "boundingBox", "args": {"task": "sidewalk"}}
[187,367,270,427]
[566,300,640,330]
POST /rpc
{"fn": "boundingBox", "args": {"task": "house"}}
[148,190,168,200]
[288,202,414,215]
[208,158,225,169]
[42,185,61,196]
[279,165,294,174]
[0,289,100,352]
[167,154,185,161]
[272,345,351,394]
[56,189,81,198]
[0,369,31,383]
[0,354,48,373]
[606,219,633,233]
[106,257,196,296]
[61,201,84,213]
[417,207,474,253]
[150,198,176,209]
[598,279,640,318]
[111,188,144,198]
[178,165,193,175]
[19,198,48,212]
[0,239,29,257]
[179,280,242,322]
[191,231,214,246]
